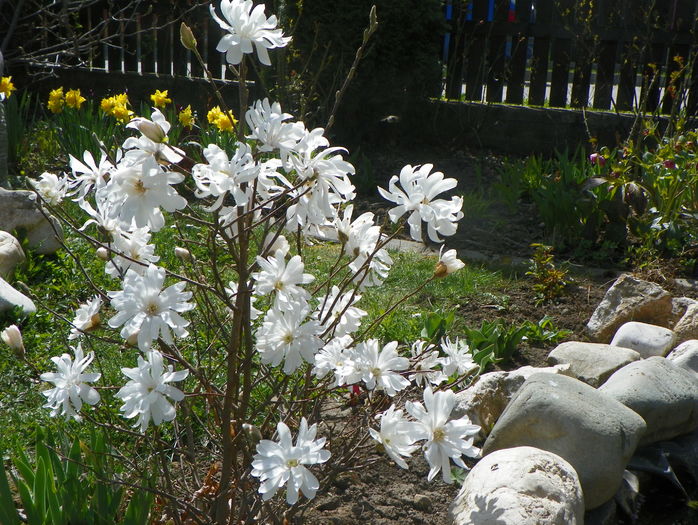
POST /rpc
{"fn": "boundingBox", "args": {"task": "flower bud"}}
[1,325,25,358]
[180,22,197,51]
[135,119,166,143]
[589,153,606,166]
[434,248,465,278]
[263,233,290,257]
[242,423,263,446]
[126,331,139,347]
[96,247,109,260]
[175,246,193,262]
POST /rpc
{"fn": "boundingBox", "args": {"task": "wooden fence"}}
[78,2,232,82]
[442,0,698,115]
[14,0,698,118]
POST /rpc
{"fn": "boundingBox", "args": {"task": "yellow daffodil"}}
[0,76,16,100]
[150,89,172,108]
[100,96,117,114]
[207,105,224,124]
[47,87,65,114]
[207,105,236,132]
[65,88,86,110]
[112,104,134,123]
[178,105,195,129]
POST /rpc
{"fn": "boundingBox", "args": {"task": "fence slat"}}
[661,44,688,114]
[505,33,528,104]
[592,41,617,110]
[206,17,223,80]
[463,0,490,101]
[641,43,665,112]
[156,13,172,76]
[486,34,506,102]
[445,0,466,99]
[616,40,637,111]
[549,39,571,107]
[571,41,593,108]
[139,13,157,74]
[123,16,139,73]
[105,12,122,73]
[528,36,549,106]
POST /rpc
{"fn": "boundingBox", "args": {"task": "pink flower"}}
[589,153,606,166]
[663,159,677,169]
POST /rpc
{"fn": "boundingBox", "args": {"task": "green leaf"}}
[0,461,21,525]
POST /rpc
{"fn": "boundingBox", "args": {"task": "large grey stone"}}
[452,365,572,440]
[670,297,698,327]
[0,231,25,279]
[610,322,676,358]
[0,277,36,314]
[451,446,584,525]
[0,187,63,254]
[586,274,673,343]
[547,341,640,387]
[667,340,698,377]
[599,357,698,445]
[482,373,646,510]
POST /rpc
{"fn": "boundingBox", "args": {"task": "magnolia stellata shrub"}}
[23,1,480,522]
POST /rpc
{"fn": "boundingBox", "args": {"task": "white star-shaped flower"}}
[116,349,188,432]
[210,0,291,66]
[406,387,480,483]
[107,264,194,351]
[40,344,101,421]
[251,417,330,505]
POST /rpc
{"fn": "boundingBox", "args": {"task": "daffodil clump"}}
[100,92,134,123]
[10,1,478,522]
[0,76,16,100]
[207,105,237,132]
[47,87,65,114]
[150,89,172,108]
[178,104,195,129]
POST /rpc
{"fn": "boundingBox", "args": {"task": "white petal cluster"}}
[378,164,464,243]
[252,249,314,311]
[255,305,323,374]
[350,340,410,396]
[409,340,447,387]
[369,405,421,469]
[369,388,480,482]
[69,295,103,340]
[192,142,256,208]
[440,337,477,377]
[30,171,70,206]
[40,344,101,421]
[405,387,480,483]
[107,264,194,351]
[314,285,367,337]
[105,227,160,278]
[124,108,184,164]
[251,418,330,504]
[435,247,465,277]
[211,0,291,66]
[68,150,111,199]
[116,349,188,432]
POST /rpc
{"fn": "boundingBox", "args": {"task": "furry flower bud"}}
[1,325,25,358]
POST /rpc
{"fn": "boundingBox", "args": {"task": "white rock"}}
[482,373,646,509]
[672,303,698,345]
[0,188,63,254]
[599,356,698,445]
[670,296,698,326]
[667,340,698,377]
[547,341,640,387]
[452,365,572,440]
[451,446,584,525]
[0,231,25,279]
[586,274,673,343]
[0,277,36,314]
[610,321,676,358]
